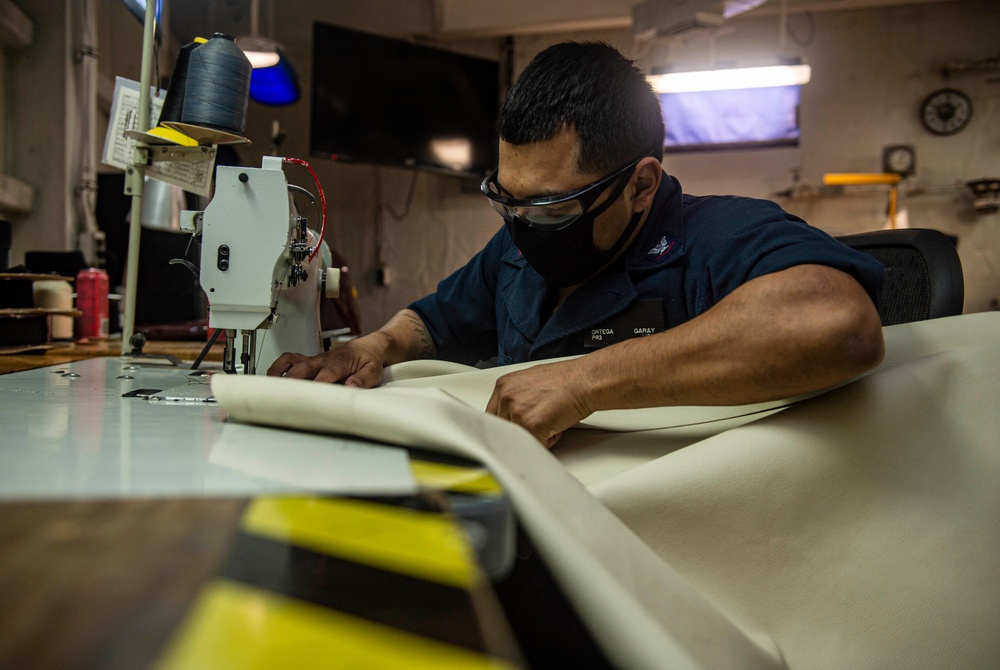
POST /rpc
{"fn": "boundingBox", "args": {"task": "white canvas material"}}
[212,313,1000,669]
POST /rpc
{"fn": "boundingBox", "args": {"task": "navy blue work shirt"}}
[409,172,884,367]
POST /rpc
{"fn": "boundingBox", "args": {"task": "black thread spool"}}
[181,33,252,135]
[158,40,200,125]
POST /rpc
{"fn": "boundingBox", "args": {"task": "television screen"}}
[310,22,500,177]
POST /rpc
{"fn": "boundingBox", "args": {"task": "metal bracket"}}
[147,145,218,164]
[124,145,217,195]
[123,149,147,196]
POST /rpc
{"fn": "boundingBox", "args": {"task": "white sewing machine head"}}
[182,156,339,374]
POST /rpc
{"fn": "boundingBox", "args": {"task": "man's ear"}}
[632,157,662,212]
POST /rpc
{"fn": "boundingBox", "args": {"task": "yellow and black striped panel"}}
[155,495,521,670]
[156,579,516,669]
[241,497,477,588]
[409,460,503,497]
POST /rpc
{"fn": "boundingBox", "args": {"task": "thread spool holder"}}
[122,142,219,354]
[119,6,237,355]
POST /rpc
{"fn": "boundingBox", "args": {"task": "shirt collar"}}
[627,171,686,272]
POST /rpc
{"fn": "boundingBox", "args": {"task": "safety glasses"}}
[481,157,642,230]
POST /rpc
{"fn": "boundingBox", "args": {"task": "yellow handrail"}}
[822,173,902,228]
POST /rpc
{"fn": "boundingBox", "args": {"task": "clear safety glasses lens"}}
[483,187,585,229]
[481,156,642,231]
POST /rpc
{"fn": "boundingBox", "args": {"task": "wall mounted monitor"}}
[310,22,501,178]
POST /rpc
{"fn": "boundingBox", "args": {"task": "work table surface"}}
[0,355,527,669]
[0,339,223,376]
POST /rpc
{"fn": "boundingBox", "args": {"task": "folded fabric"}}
[211,377,785,670]
[213,312,1000,669]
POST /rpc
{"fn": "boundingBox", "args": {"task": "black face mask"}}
[506,207,644,288]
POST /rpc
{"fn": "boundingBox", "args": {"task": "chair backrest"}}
[836,228,964,326]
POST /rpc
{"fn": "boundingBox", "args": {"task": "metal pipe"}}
[120,0,157,355]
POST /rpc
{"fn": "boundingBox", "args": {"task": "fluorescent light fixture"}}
[648,64,811,93]
[723,0,769,19]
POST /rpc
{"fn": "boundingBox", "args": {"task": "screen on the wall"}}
[310,22,501,177]
[660,85,801,152]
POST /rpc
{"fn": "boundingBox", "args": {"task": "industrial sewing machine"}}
[181,156,339,375]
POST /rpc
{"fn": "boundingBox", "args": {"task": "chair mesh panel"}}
[865,247,931,326]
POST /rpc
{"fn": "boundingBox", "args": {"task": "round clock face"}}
[883,145,916,176]
[921,88,972,136]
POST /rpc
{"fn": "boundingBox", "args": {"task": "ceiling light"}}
[648,63,811,93]
[235,35,280,68]
[234,0,299,105]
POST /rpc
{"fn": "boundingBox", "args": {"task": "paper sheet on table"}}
[209,422,417,495]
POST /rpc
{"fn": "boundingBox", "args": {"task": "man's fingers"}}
[343,363,382,389]
[312,360,353,384]
[485,388,501,416]
[266,353,301,377]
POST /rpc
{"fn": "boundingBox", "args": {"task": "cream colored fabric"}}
[591,335,1000,669]
[384,355,812,432]
[212,313,1000,669]
[384,312,1000,486]
[212,376,785,670]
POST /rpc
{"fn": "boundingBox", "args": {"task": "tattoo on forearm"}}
[402,313,436,359]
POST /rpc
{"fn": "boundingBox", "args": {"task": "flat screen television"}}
[310,22,500,178]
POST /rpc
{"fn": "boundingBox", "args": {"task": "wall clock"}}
[882,144,916,177]
[920,88,972,136]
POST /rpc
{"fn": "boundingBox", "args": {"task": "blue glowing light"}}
[249,55,300,106]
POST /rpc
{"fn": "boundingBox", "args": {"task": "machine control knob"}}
[323,267,341,299]
[217,245,230,271]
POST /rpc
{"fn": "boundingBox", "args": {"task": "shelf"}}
[0,172,33,214]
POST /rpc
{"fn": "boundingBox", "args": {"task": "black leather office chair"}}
[837,228,965,326]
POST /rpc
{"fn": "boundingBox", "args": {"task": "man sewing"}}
[269,41,885,448]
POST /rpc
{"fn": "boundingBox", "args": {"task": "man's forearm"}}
[579,264,884,411]
[376,309,437,367]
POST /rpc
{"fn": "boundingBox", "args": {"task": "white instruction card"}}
[101,76,215,196]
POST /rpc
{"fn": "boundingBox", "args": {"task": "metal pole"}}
[120,0,158,355]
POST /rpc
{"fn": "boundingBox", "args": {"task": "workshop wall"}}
[666,1,1000,313]
[508,0,1000,314]
[6,0,997,337]
[224,0,504,333]
[247,0,1000,328]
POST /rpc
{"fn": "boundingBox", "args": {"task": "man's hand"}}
[486,359,595,448]
[267,333,390,386]
[266,308,436,386]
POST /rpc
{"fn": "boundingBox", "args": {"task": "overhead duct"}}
[632,0,769,40]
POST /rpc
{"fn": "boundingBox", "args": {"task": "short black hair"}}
[496,41,665,175]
